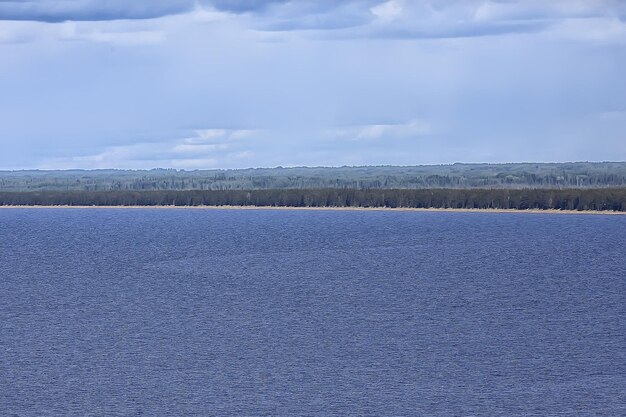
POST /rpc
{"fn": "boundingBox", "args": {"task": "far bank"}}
[0,187,624,213]
[1,204,625,215]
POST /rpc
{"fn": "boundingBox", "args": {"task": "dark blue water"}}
[1,208,625,416]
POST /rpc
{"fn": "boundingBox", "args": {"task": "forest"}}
[1,188,624,211]
[2,163,625,211]
[1,162,626,191]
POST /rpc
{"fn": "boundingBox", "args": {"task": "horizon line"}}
[1,161,625,173]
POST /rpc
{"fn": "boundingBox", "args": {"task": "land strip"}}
[0,188,624,212]
[1,205,624,215]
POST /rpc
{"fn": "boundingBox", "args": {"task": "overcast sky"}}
[1,0,625,169]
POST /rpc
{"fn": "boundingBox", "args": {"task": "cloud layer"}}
[1,1,625,169]
[2,1,626,41]
[3,1,624,30]
[0,0,194,22]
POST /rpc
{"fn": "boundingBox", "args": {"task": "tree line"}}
[2,162,626,192]
[1,188,624,211]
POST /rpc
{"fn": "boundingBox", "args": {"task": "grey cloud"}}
[0,0,348,22]
[0,0,377,25]
[261,10,373,31]
[0,0,195,22]
[360,20,551,40]
[208,0,288,13]
[210,1,372,15]
[212,0,379,31]
[258,0,625,39]
[2,0,625,32]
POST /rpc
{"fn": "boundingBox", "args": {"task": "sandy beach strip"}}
[0,205,624,215]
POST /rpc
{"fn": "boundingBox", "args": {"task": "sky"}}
[1,0,625,170]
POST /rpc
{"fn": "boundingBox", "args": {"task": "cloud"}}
[181,129,258,145]
[547,17,626,44]
[0,18,167,45]
[208,0,288,14]
[59,22,166,44]
[356,1,549,39]
[473,0,626,22]
[370,0,404,21]
[172,129,243,154]
[39,128,258,169]
[0,0,299,23]
[0,0,196,22]
[255,0,626,39]
[2,1,625,42]
[2,1,625,169]
[330,119,433,141]
[242,1,377,31]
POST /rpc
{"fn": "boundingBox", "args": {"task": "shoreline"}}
[0,205,624,215]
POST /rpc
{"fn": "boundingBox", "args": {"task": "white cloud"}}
[330,119,432,141]
[188,129,228,142]
[166,157,218,169]
[473,0,624,22]
[172,143,230,153]
[38,128,258,169]
[182,129,259,144]
[0,19,167,45]
[371,0,404,21]
[62,25,166,45]
[189,5,231,23]
[548,17,626,43]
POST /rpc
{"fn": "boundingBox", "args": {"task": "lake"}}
[1,208,624,416]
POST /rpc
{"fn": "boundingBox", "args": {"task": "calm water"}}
[1,208,625,416]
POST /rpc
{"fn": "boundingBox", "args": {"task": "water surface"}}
[1,209,625,416]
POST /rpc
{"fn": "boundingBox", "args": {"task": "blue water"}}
[1,208,625,416]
